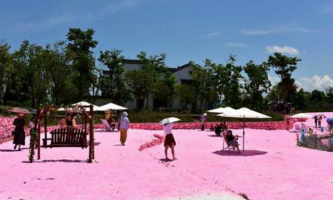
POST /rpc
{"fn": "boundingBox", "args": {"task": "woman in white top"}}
[163,123,177,160]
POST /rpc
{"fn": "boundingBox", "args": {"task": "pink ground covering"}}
[1,125,333,200]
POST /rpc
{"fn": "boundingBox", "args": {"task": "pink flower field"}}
[1,128,333,200]
[1,113,333,200]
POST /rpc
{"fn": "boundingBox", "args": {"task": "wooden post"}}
[44,109,47,147]
[37,108,41,160]
[88,104,93,163]
[91,104,95,160]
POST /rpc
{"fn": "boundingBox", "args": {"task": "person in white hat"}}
[118,112,130,145]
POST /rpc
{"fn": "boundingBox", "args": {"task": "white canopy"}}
[217,107,271,119]
[208,106,236,114]
[95,103,127,111]
[58,101,101,111]
[290,113,312,119]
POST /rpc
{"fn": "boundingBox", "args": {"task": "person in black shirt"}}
[13,112,28,151]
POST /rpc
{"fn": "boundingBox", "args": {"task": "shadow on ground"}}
[22,159,87,163]
[0,149,19,152]
[207,134,221,137]
[159,158,173,162]
[213,149,268,157]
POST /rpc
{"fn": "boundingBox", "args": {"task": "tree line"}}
[0,28,332,112]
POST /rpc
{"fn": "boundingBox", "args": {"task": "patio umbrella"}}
[95,102,127,111]
[58,101,101,111]
[313,114,326,118]
[8,107,30,114]
[290,113,312,119]
[159,117,181,125]
[217,107,271,151]
[207,106,236,114]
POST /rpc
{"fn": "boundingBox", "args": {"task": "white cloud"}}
[268,75,280,88]
[226,42,248,48]
[297,75,333,92]
[107,0,141,13]
[268,75,333,92]
[241,27,308,35]
[8,0,144,32]
[14,15,74,32]
[267,46,300,55]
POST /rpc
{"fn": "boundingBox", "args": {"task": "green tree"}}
[325,87,333,104]
[243,60,271,110]
[152,81,173,109]
[310,89,326,103]
[44,41,77,105]
[295,88,308,110]
[135,51,171,108]
[190,60,215,112]
[125,69,154,109]
[174,84,196,110]
[0,41,12,105]
[98,49,131,104]
[66,28,98,101]
[266,52,301,104]
[10,41,51,107]
[210,55,243,107]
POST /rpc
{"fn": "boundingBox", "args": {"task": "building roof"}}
[122,59,144,64]
[102,59,192,75]
[171,63,192,73]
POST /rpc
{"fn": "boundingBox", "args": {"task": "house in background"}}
[94,59,193,110]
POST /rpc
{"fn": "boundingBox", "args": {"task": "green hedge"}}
[1,105,285,124]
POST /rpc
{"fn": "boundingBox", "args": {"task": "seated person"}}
[108,116,116,131]
[225,130,240,153]
[65,114,74,127]
[105,110,117,131]
[215,124,222,136]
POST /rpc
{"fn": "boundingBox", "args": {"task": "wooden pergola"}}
[33,105,95,163]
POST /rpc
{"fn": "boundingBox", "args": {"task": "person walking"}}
[200,113,207,131]
[13,112,28,151]
[314,115,318,128]
[118,112,130,145]
[318,115,322,128]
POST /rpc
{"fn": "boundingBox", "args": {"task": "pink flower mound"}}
[0,117,16,140]
[129,121,288,130]
[2,124,333,200]
[139,134,165,151]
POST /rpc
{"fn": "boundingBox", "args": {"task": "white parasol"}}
[159,117,181,125]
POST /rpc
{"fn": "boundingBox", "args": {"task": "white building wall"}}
[172,66,192,84]
[123,63,141,71]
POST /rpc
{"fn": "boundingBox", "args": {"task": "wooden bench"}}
[46,128,88,148]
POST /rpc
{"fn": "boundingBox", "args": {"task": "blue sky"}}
[1,0,332,92]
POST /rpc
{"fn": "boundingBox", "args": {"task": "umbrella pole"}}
[243,119,245,152]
